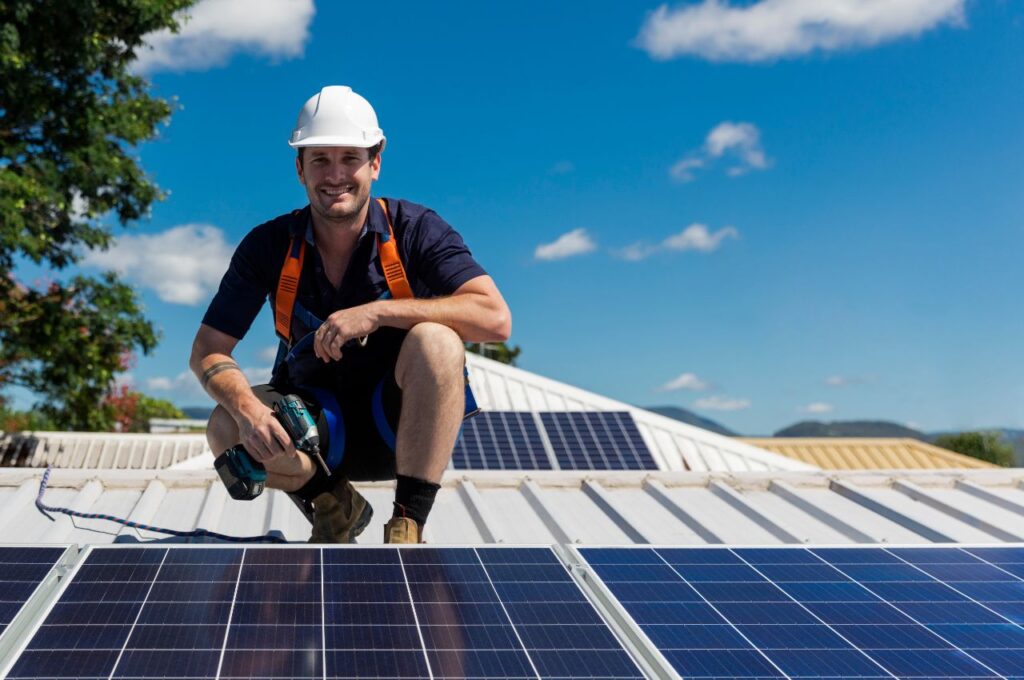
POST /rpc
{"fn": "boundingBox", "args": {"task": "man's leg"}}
[387,322,465,541]
[206,405,316,492]
[207,394,371,543]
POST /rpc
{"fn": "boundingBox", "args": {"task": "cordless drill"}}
[215,394,330,501]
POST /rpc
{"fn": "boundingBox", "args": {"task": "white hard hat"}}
[288,86,385,149]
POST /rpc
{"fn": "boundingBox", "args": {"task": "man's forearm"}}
[370,293,511,342]
[191,354,265,422]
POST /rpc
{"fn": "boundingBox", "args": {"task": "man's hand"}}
[314,303,379,362]
[237,405,298,463]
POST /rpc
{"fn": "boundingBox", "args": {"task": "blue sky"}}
[21,0,1024,435]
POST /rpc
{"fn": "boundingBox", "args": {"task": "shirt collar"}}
[290,199,388,243]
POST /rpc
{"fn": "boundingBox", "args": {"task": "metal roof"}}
[3,467,1022,547]
[465,354,813,472]
[0,432,208,470]
[738,437,997,470]
[0,355,814,475]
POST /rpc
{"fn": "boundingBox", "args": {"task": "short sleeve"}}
[404,209,487,296]
[201,225,276,339]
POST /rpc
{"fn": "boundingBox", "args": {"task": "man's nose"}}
[324,160,348,182]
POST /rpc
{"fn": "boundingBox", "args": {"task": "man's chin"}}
[316,199,363,221]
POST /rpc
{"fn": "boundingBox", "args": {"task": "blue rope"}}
[35,467,287,544]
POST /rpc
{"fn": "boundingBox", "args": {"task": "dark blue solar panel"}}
[7,546,643,679]
[580,546,1024,679]
[0,547,65,642]
[452,411,551,470]
[540,411,656,471]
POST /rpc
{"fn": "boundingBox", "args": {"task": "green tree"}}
[466,341,522,366]
[933,431,1015,467]
[105,385,184,432]
[0,1,193,429]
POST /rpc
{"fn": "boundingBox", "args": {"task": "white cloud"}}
[800,402,835,414]
[146,371,198,395]
[825,375,848,387]
[637,0,967,62]
[671,121,770,183]
[669,157,705,182]
[135,0,316,73]
[242,365,274,385]
[147,365,271,397]
[258,346,281,363]
[663,224,739,253]
[534,228,597,261]
[660,372,710,392]
[694,395,751,411]
[617,223,739,261]
[613,242,658,262]
[82,224,234,305]
[706,122,768,175]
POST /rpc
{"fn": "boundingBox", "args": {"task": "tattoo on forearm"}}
[201,361,241,387]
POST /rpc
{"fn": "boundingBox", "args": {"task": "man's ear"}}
[295,154,305,184]
[371,152,382,181]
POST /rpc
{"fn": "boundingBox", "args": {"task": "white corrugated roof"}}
[0,432,208,470]
[1,355,814,475]
[4,467,1022,546]
[465,354,813,472]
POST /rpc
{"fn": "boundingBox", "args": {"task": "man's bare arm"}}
[189,325,262,420]
[312,275,511,361]
[189,324,295,461]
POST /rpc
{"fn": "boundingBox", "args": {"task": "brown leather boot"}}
[384,516,421,544]
[307,480,372,544]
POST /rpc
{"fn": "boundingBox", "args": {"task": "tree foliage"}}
[466,341,522,366]
[933,431,1015,467]
[105,385,184,432]
[0,1,193,429]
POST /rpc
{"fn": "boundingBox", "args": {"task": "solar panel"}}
[0,547,66,641]
[540,412,656,471]
[452,411,551,470]
[6,546,643,679]
[579,546,1024,679]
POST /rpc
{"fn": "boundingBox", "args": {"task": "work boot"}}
[384,516,422,544]
[308,480,373,543]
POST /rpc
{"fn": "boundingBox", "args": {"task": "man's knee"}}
[206,405,237,456]
[396,322,464,387]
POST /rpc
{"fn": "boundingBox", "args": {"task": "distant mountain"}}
[643,406,737,436]
[180,406,213,420]
[774,420,926,439]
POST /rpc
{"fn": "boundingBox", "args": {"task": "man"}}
[189,86,510,543]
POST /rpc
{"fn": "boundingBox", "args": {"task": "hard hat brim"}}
[288,134,385,149]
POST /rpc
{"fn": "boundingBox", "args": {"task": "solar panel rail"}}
[0,545,77,675]
[569,543,1024,680]
[2,544,652,680]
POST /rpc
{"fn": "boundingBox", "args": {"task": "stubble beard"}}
[312,187,370,228]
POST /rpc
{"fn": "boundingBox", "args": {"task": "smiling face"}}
[296,146,381,226]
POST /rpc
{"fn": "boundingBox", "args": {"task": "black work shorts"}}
[254,327,406,482]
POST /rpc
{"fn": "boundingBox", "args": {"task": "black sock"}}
[293,465,333,502]
[393,474,440,527]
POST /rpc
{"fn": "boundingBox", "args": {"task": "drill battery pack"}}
[215,446,267,501]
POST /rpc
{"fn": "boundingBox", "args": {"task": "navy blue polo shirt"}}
[202,197,487,341]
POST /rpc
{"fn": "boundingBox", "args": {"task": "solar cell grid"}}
[0,547,66,639]
[540,411,656,471]
[6,546,643,680]
[580,545,1024,680]
[452,411,551,470]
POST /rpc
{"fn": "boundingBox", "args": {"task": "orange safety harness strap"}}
[274,199,413,344]
[274,231,305,342]
[374,198,414,300]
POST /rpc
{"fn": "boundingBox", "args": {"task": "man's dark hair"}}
[297,142,382,168]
